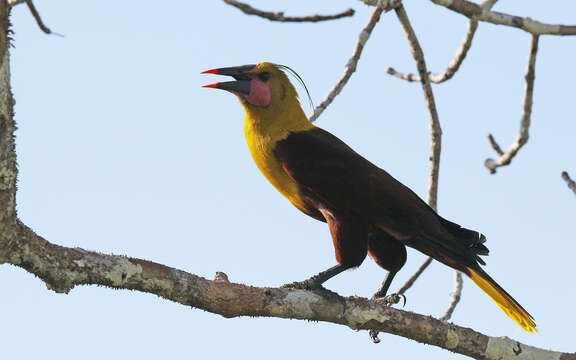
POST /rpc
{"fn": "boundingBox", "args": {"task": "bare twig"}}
[388,4,443,301]
[430,0,576,35]
[397,257,433,295]
[386,67,422,82]
[11,0,62,36]
[394,5,442,212]
[390,5,468,323]
[562,171,576,195]
[485,35,539,174]
[222,0,354,23]
[309,2,400,122]
[487,133,504,156]
[386,0,497,83]
[7,0,26,6]
[24,0,52,34]
[439,271,463,321]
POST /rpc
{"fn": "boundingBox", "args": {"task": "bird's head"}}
[202,62,308,118]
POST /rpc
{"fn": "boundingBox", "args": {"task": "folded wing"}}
[273,127,488,270]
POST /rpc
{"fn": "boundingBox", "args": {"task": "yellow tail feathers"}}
[467,267,537,333]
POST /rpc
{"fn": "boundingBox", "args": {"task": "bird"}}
[202,62,536,333]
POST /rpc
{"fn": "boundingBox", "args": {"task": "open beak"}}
[201,64,256,95]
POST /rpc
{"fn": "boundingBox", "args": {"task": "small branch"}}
[386,0,497,84]
[394,4,442,211]
[485,35,539,174]
[386,67,422,82]
[390,4,444,311]
[430,0,576,35]
[24,0,53,34]
[1,222,574,360]
[310,2,400,122]
[222,0,354,23]
[397,256,432,294]
[562,171,576,195]
[439,271,463,321]
[7,0,26,6]
[487,133,504,156]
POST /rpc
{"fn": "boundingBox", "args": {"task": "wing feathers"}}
[274,127,487,268]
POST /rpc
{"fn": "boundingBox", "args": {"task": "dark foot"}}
[281,265,347,292]
[369,329,381,344]
[372,293,406,307]
[369,293,405,344]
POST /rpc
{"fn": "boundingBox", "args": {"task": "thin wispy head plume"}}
[276,64,314,112]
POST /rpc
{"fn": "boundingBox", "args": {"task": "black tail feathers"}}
[437,216,489,265]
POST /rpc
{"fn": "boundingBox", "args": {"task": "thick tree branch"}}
[386,0,497,83]
[562,171,576,196]
[485,35,539,174]
[222,0,354,23]
[310,2,400,122]
[430,0,576,35]
[0,2,16,237]
[1,223,574,360]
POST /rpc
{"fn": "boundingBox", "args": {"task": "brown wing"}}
[273,127,488,270]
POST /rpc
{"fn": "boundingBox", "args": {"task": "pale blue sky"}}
[2,1,575,359]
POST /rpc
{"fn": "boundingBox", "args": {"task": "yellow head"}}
[202,62,311,132]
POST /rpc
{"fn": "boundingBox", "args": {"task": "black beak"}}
[202,64,256,95]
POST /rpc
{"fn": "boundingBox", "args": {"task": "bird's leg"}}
[371,270,405,306]
[282,264,347,290]
[370,270,405,344]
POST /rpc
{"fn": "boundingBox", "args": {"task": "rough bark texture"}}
[1,224,574,360]
[430,0,576,35]
[0,2,18,262]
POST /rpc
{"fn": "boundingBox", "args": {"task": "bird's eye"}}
[258,72,271,82]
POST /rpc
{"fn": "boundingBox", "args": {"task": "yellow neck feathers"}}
[240,67,313,213]
[240,67,313,141]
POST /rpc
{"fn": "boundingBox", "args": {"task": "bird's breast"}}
[244,121,309,215]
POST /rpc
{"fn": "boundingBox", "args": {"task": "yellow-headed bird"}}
[202,62,536,332]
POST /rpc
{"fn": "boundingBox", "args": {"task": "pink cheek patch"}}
[243,79,271,107]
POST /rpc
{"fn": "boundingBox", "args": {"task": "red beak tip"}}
[202,83,218,88]
[201,68,219,75]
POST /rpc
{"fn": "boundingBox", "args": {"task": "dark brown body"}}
[274,127,489,276]
[203,62,535,331]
